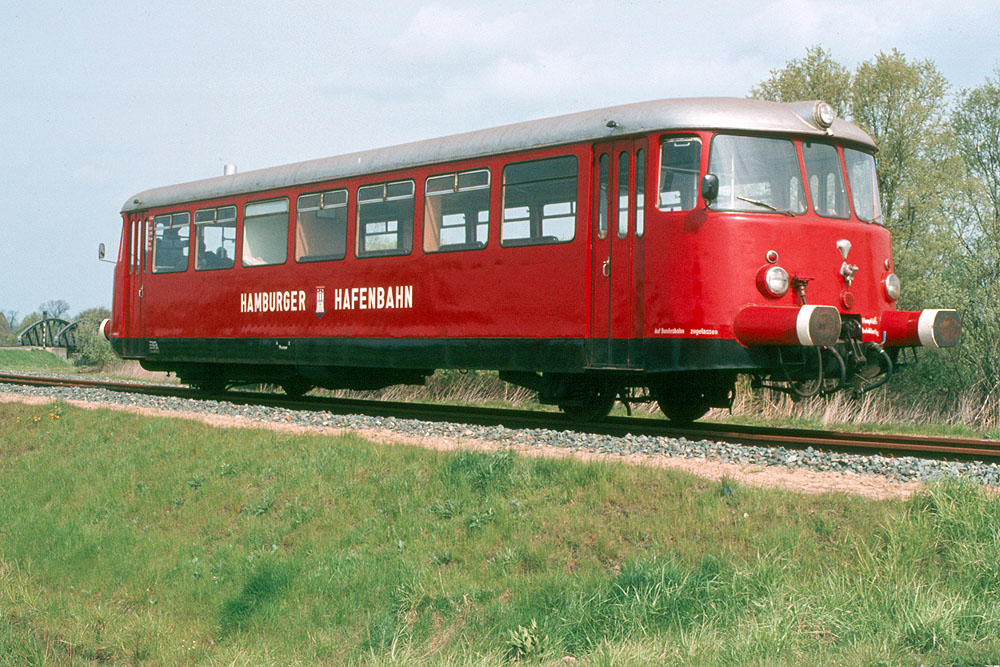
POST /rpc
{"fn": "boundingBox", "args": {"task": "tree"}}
[0,311,13,345]
[17,311,41,334]
[1,310,17,330]
[937,69,1000,393]
[749,45,852,116]
[850,50,952,254]
[38,299,70,320]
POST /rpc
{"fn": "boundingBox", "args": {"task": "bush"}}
[72,307,115,369]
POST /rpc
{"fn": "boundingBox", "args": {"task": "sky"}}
[1,0,997,323]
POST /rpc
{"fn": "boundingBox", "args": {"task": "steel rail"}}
[2,372,998,461]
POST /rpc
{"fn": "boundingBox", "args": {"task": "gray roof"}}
[122,97,876,214]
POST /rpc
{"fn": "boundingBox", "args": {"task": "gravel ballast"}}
[3,380,999,490]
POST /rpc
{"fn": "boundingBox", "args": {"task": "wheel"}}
[656,393,709,424]
[281,380,313,397]
[558,388,615,421]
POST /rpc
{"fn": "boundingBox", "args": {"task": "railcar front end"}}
[622,102,960,421]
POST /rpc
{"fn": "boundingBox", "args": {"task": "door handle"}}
[602,257,611,277]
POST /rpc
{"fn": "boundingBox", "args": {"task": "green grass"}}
[2,401,1000,664]
[0,348,71,373]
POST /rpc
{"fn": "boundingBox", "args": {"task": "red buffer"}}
[733,305,842,347]
[881,309,962,348]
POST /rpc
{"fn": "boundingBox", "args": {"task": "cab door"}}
[591,139,647,367]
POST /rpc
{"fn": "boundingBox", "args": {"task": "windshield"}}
[707,135,806,216]
[802,142,849,219]
[844,148,882,223]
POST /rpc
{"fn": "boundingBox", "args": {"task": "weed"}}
[717,475,738,499]
[431,550,455,566]
[243,494,274,517]
[444,450,516,491]
[466,508,494,531]
[430,499,463,519]
[507,619,547,661]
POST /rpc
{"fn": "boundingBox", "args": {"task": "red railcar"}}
[105,97,960,421]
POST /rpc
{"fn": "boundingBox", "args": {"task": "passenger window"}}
[242,199,289,267]
[635,148,646,236]
[423,169,489,252]
[152,212,190,273]
[802,143,849,219]
[357,180,414,257]
[658,137,702,211]
[296,189,348,262]
[596,153,609,240]
[501,155,577,246]
[130,220,138,274]
[194,205,236,270]
[617,151,630,238]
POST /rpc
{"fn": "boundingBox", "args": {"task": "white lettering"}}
[240,289,316,315]
[237,284,419,313]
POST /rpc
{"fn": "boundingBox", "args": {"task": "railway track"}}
[2,371,998,462]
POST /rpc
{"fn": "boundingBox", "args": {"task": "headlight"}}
[758,266,790,297]
[884,273,901,301]
[814,101,835,129]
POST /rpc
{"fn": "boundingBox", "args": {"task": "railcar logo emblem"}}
[316,286,325,318]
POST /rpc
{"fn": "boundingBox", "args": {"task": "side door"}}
[125,214,146,346]
[591,139,647,367]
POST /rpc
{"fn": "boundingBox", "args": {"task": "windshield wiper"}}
[736,196,795,217]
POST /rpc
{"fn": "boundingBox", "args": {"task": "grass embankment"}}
[2,402,1000,664]
[0,348,71,373]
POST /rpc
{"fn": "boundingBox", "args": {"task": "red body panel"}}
[127,147,593,345]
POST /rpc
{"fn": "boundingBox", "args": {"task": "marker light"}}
[884,273,901,301]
